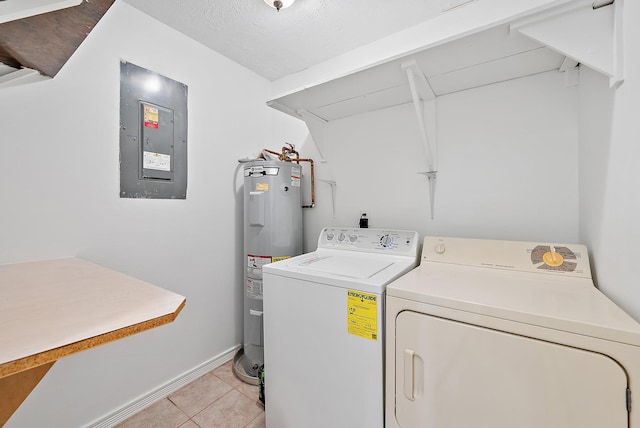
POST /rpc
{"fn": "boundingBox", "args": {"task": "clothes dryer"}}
[263,227,419,428]
[386,236,640,428]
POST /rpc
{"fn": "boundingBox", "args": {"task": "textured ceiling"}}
[123,0,445,81]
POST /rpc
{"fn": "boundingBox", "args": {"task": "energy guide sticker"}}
[347,290,378,341]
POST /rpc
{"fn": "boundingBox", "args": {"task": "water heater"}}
[237,160,303,379]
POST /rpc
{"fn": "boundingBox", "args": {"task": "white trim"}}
[0,0,82,24]
[85,345,241,428]
[0,68,49,89]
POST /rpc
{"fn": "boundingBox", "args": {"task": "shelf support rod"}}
[402,60,438,219]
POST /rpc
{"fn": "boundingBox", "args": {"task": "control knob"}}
[380,234,393,248]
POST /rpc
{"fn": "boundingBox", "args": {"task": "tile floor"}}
[116,360,265,428]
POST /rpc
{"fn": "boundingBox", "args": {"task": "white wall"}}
[1,2,273,427]
[579,1,640,321]
[291,71,579,253]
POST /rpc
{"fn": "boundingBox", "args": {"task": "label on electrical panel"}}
[143,104,159,129]
[246,278,263,299]
[256,183,269,191]
[143,151,171,171]
[347,290,378,341]
[291,166,301,187]
[247,254,272,277]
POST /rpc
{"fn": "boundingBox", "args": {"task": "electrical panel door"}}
[120,61,187,199]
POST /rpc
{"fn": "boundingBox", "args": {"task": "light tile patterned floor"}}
[116,361,265,428]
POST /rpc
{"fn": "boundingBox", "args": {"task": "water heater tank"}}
[238,160,303,378]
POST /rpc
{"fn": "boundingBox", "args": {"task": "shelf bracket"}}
[402,60,438,219]
[318,179,337,218]
[266,101,329,162]
[299,109,328,163]
[559,57,580,87]
[510,0,623,87]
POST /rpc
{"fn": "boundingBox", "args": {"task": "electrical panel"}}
[119,61,188,199]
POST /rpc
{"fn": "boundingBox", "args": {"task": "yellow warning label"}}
[143,104,159,129]
[347,290,378,341]
[256,183,269,191]
[271,256,290,263]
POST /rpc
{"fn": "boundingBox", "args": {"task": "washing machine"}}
[386,236,640,428]
[262,227,419,428]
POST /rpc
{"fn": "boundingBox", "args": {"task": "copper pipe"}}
[262,146,315,208]
[281,145,300,163]
[295,157,315,208]
[263,148,282,158]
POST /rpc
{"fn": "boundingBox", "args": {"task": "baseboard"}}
[87,344,241,428]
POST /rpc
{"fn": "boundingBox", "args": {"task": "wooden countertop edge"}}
[0,298,186,379]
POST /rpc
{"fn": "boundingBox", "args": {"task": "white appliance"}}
[386,236,640,428]
[263,227,419,428]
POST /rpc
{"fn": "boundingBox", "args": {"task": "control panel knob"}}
[434,243,446,254]
[380,234,393,247]
[338,233,346,242]
[543,250,564,267]
[326,232,335,241]
[349,234,358,243]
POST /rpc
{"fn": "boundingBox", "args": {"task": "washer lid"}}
[264,250,418,294]
[295,256,393,279]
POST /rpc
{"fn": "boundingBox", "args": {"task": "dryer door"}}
[395,311,629,428]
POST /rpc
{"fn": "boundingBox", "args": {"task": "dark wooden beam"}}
[0,44,20,69]
[0,0,115,77]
